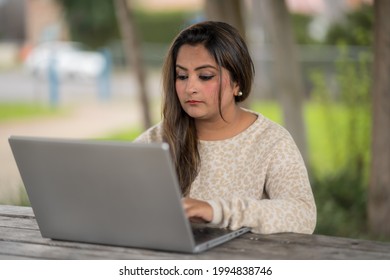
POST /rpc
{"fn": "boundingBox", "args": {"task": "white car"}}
[24,41,106,80]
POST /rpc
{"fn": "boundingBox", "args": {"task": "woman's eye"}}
[176,74,188,80]
[199,75,214,81]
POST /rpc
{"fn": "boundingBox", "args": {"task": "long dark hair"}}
[161,21,254,196]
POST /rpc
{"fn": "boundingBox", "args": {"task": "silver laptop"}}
[9,135,250,253]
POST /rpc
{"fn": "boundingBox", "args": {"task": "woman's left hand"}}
[182,197,213,223]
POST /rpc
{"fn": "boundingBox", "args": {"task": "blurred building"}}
[0,0,25,67]
[0,0,26,43]
[0,0,68,67]
[0,0,68,45]
[25,0,69,46]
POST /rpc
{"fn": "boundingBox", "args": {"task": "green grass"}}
[0,103,61,122]
[251,101,283,124]
[100,127,143,141]
[305,103,350,176]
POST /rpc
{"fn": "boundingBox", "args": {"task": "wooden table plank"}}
[1,205,390,260]
[0,225,254,260]
[1,226,389,260]
[0,215,38,230]
[241,233,390,255]
[0,205,34,217]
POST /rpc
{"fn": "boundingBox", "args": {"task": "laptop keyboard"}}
[192,224,232,244]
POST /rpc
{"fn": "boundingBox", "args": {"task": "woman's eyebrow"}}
[176,64,218,71]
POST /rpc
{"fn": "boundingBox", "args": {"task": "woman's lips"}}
[186,100,202,104]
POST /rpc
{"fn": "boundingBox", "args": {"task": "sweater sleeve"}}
[208,136,317,234]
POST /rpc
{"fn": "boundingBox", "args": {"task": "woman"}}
[135,21,316,234]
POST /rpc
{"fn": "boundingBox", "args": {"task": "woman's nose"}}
[185,75,198,94]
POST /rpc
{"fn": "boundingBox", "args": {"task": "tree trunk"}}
[204,0,245,38]
[113,0,152,130]
[258,0,308,164]
[368,0,390,237]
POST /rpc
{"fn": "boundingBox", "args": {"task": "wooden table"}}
[1,205,389,260]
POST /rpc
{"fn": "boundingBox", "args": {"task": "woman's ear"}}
[233,82,240,96]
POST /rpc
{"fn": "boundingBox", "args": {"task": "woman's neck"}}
[196,107,257,141]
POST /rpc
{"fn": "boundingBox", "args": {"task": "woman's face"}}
[175,44,239,122]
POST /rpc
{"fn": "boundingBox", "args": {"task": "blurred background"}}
[1,0,387,241]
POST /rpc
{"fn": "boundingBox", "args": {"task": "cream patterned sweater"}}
[134,111,317,234]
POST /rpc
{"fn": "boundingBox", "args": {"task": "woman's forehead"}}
[176,44,217,67]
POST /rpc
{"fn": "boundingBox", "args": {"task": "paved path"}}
[0,100,148,204]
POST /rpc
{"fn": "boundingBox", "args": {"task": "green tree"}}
[290,13,319,45]
[113,0,152,129]
[56,0,119,49]
[326,4,373,46]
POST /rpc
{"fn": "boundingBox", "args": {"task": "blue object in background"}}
[48,53,59,107]
[98,48,112,101]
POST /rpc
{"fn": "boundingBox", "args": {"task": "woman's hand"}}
[182,197,213,223]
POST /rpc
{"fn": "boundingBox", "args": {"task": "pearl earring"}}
[237,91,243,96]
